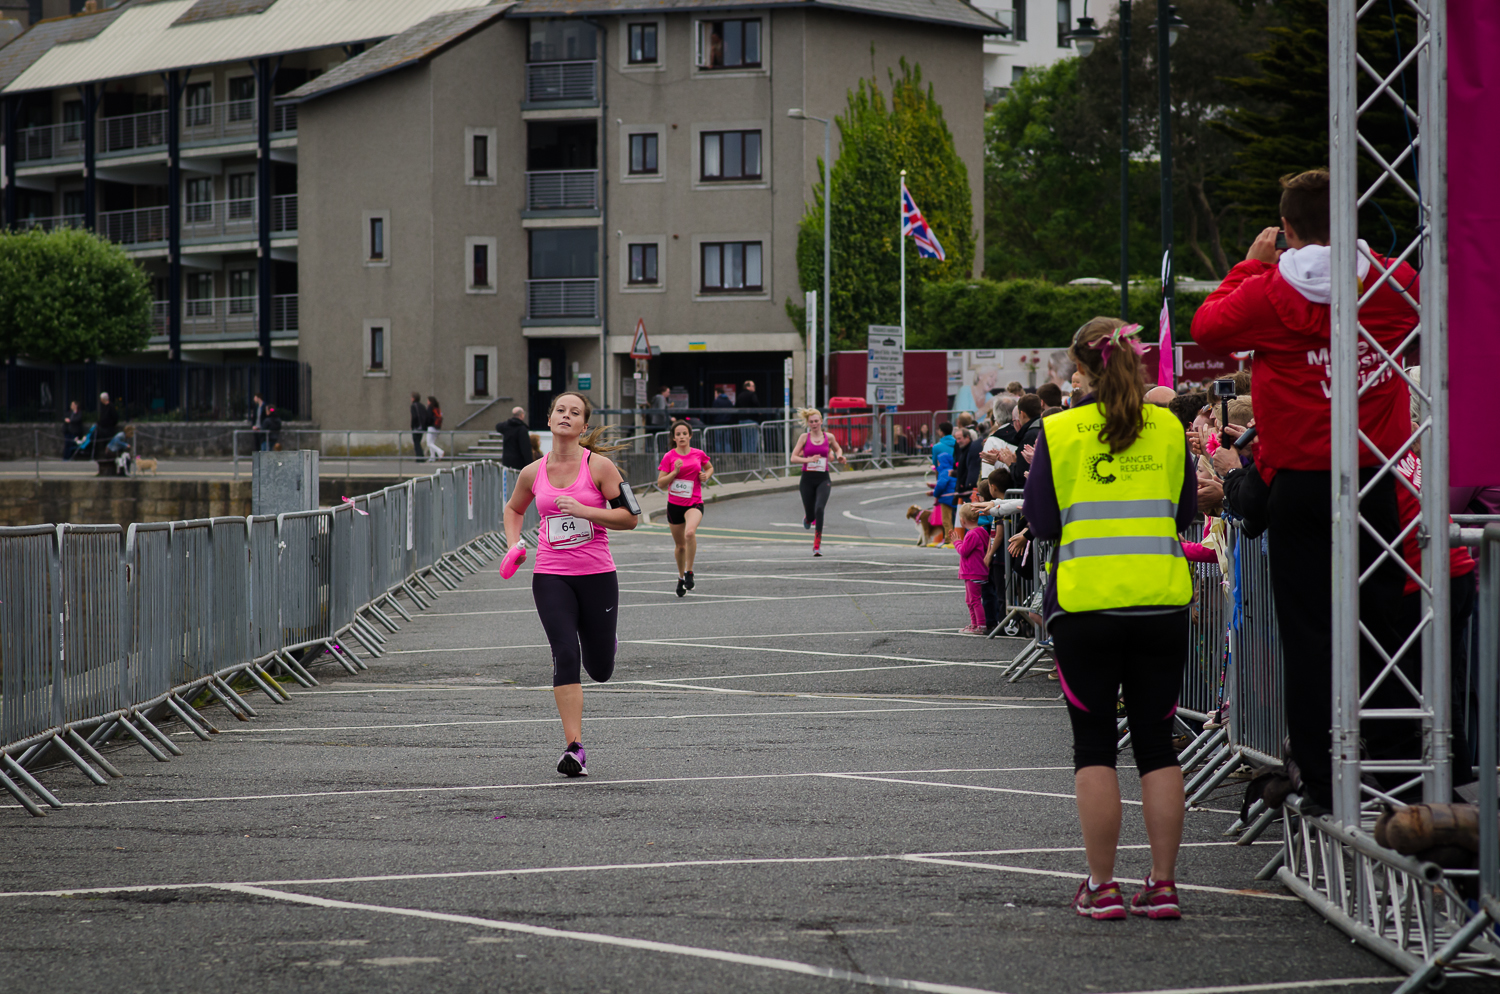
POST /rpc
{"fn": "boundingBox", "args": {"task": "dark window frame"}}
[369,326,385,370]
[628,132,658,175]
[628,243,659,285]
[698,18,762,69]
[628,23,658,64]
[1013,0,1028,41]
[700,130,762,182]
[472,242,490,288]
[472,133,489,178]
[1055,0,1072,47]
[699,240,763,293]
[369,216,385,261]
[473,352,490,396]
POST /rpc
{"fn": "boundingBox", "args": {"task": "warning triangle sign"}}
[629,318,652,359]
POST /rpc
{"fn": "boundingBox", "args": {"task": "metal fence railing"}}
[0,461,507,817]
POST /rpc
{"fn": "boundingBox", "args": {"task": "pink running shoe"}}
[1130,876,1181,919]
[499,541,527,579]
[1071,879,1126,920]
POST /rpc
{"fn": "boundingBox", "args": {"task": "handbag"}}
[928,504,944,527]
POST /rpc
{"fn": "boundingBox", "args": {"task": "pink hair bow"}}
[1099,323,1149,364]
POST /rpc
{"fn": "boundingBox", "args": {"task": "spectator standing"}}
[249,392,267,451]
[1192,169,1417,813]
[1010,394,1044,482]
[954,423,984,493]
[426,396,446,461]
[496,408,532,470]
[1006,381,1025,399]
[62,400,85,459]
[95,392,119,461]
[263,406,283,451]
[711,386,735,425]
[410,392,430,461]
[649,385,672,430]
[954,504,991,633]
[931,421,955,468]
[1023,317,1197,920]
[1037,382,1063,409]
[735,379,763,453]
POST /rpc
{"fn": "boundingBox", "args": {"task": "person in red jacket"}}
[1192,169,1417,814]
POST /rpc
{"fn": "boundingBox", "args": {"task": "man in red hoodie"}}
[1193,169,1418,813]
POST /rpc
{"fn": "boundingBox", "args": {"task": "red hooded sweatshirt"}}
[1192,250,1417,480]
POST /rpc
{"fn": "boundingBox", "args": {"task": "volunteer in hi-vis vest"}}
[1021,317,1198,922]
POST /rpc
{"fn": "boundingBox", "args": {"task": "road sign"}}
[866,384,905,406]
[578,373,592,390]
[629,318,652,359]
[866,326,903,409]
[867,363,903,382]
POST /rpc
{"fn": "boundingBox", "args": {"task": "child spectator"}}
[955,504,990,634]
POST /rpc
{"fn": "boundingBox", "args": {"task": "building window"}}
[629,243,658,284]
[530,229,598,278]
[1011,66,1029,84]
[529,18,597,61]
[369,216,385,260]
[185,177,213,223]
[62,100,83,142]
[701,241,762,292]
[228,172,255,220]
[629,133,658,174]
[364,320,390,375]
[229,269,255,314]
[186,272,214,316]
[472,134,489,178]
[697,19,761,69]
[629,23,657,63]
[473,353,490,397]
[228,76,255,122]
[700,130,761,181]
[472,243,489,287]
[1013,0,1027,41]
[1056,0,1072,46]
[467,236,498,293]
[185,81,213,127]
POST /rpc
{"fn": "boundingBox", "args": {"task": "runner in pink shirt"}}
[502,391,640,777]
[656,419,714,597]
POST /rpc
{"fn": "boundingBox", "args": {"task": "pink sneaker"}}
[1129,876,1181,920]
[1071,879,1126,920]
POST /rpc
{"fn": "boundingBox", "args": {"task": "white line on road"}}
[898,857,1301,902]
[842,510,911,526]
[419,587,954,618]
[212,884,1013,994]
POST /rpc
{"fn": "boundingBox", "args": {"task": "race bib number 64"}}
[546,514,594,548]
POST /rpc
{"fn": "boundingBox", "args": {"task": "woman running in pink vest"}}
[656,419,714,597]
[791,408,846,556]
[501,391,639,777]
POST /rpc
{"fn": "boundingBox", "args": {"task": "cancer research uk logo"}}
[1088,453,1117,484]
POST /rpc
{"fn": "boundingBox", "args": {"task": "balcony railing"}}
[14,99,298,164]
[271,194,298,233]
[526,61,597,102]
[172,293,299,337]
[99,108,169,154]
[528,278,599,320]
[182,98,257,142]
[151,300,170,333]
[13,213,85,233]
[526,170,598,211]
[99,205,169,246]
[183,197,258,240]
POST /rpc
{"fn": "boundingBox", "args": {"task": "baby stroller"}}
[66,424,96,461]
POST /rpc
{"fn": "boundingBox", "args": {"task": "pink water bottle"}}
[499,539,527,579]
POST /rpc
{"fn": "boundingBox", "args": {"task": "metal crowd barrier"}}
[0,461,509,817]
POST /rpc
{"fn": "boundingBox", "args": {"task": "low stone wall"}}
[0,421,317,460]
[0,475,409,528]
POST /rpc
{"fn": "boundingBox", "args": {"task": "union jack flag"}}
[901,180,945,261]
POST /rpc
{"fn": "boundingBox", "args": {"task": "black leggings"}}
[532,571,619,687]
[1051,609,1189,776]
[800,471,831,530]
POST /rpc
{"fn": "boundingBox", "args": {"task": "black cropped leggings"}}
[532,571,619,687]
[800,471,831,530]
[1051,609,1189,776]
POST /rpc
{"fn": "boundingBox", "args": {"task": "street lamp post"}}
[788,108,831,407]
[1070,2,1184,323]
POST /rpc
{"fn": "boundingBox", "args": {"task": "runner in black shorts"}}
[657,419,713,597]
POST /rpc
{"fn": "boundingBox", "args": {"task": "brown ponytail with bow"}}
[1068,317,1148,454]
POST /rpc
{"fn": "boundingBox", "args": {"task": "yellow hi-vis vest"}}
[1043,401,1192,613]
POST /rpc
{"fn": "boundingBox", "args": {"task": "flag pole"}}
[899,170,906,350]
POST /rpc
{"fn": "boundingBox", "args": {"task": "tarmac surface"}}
[0,475,1442,993]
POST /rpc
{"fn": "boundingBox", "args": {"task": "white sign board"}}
[866,384,905,406]
[867,363,903,382]
[866,326,904,409]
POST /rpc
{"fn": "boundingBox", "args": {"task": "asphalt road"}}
[0,476,1439,994]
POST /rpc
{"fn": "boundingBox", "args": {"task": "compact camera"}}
[1213,378,1237,399]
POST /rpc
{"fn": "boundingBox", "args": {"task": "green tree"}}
[911,278,1208,351]
[1214,0,1424,252]
[985,0,1276,282]
[0,227,152,362]
[794,59,973,352]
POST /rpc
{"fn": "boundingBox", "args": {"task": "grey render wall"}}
[297,10,984,431]
[298,21,529,433]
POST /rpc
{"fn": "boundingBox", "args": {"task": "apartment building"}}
[974,0,1118,101]
[1,0,996,429]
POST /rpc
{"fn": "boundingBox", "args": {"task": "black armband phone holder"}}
[610,482,642,515]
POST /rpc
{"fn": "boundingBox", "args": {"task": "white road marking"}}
[1093,980,1401,994]
[0,766,1079,812]
[0,842,1248,900]
[842,510,911,526]
[212,884,1012,994]
[859,490,934,505]
[419,587,954,618]
[622,641,1016,676]
[898,857,1301,902]
[821,773,1113,804]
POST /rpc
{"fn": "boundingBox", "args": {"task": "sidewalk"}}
[637,464,927,524]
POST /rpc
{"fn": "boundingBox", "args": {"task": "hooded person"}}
[931,448,959,543]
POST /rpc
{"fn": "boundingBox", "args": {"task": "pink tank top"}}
[802,432,832,473]
[532,450,615,575]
